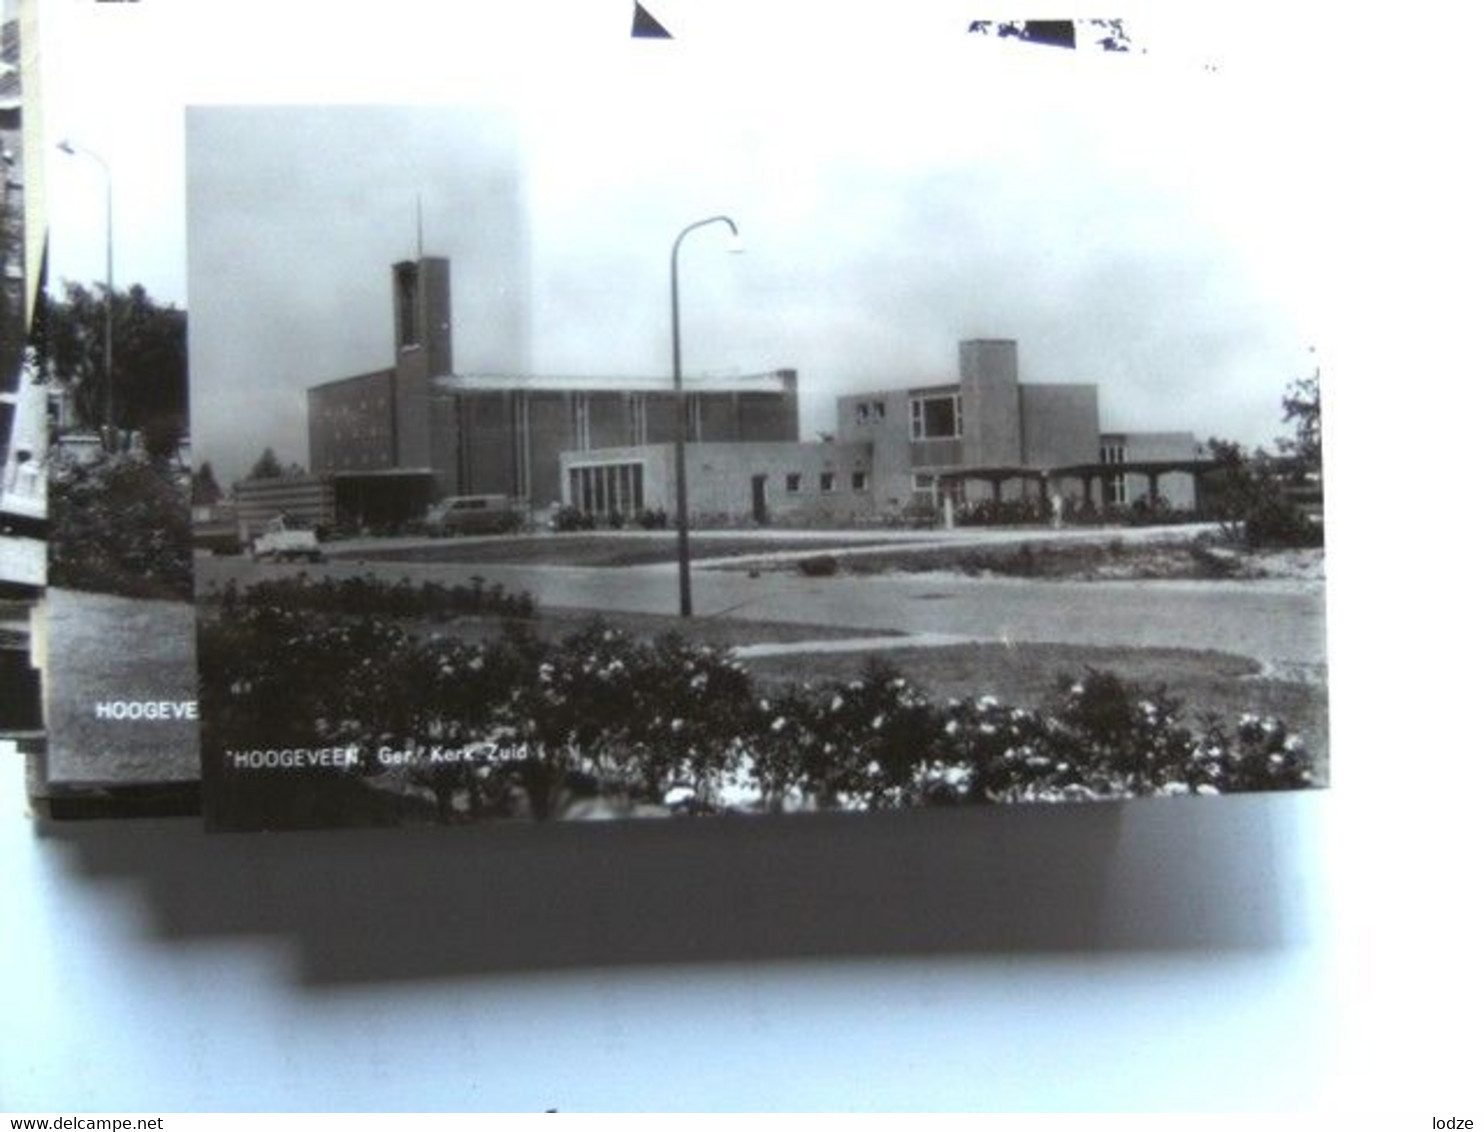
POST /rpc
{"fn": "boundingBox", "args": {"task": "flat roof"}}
[307,368,394,393]
[433,371,794,395]
[845,379,1099,399]
[325,467,436,479]
[937,458,1221,480]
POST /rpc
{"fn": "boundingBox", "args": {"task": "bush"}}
[49,453,192,600]
[898,499,940,529]
[1241,490,1322,548]
[488,509,526,536]
[1187,541,1244,579]
[1061,497,1106,526]
[797,554,840,577]
[1126,496,1170,525]
[551,505,597,532]
[199,601,1319,825]
[637,507,668,530]
[210,572,535,621]
[956,497,1042,527]
[761,657,947,809]
[1204,439,1323,550]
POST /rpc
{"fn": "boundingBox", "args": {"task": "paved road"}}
[196,530,1327,670]
[324,521,1224,564]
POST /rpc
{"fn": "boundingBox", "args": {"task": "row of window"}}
[565,392,705,451]
[581,389,1016,447]
[784,470,868,494]
[568,463,869,503]
[568,461,646,516]
[569,390,961,449]
[395,264,421,349]
[1099,444,1128,502]
[325,396,389,414]
[909,393,962,440]
[856,394,965,441]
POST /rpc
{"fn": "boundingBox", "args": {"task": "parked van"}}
[424,494,524,537]
[251,514,324,562]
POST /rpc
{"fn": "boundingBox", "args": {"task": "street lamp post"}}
[670,214,741,618]
[57,140,114,450]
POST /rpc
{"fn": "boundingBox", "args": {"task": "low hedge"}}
[200,588,1317,824]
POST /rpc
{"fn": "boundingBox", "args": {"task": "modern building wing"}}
[300,255,798,529]
[284,254,1204,532]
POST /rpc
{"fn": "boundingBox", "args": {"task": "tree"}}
[247,447,284,480]
[36,282,188,448]
[142,415,187,468]
[192,461,223,507]
[1279,366,1322,477]
[1203,365,1325,549]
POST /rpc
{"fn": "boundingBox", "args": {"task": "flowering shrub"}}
[198,602,402,746]
[49,454,192,600]
[1192,712,1316,793]
[795,658,945,809]
[200,585,1318,824]
[507,625,758,813]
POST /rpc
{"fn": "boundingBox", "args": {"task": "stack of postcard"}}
[1,0,44,788]
[22,2,1329,830]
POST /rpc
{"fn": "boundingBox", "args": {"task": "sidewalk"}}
[325,520,1219,563]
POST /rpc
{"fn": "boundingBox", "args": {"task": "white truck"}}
[250,515,324,563]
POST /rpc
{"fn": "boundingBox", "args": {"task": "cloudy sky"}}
[42,2,1325,485]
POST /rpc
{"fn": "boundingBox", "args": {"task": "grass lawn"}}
[427,606,900,650]
[742,640,1329,776]
[426,595,1329,776]
[348,534,901,568]
[761,539,1325,583]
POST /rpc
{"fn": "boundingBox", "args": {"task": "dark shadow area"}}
[38,792,1316,984]
[631,2,673,39]
[37,779,201,820]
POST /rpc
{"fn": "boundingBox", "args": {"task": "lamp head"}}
[57,139,76,155]
[726,228,745,255]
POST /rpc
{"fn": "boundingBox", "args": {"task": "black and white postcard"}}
[184,33,1328,830]
[31,0,198,814]
[0,0,40,751]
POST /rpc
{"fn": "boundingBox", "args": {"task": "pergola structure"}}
[932,457,1222,512]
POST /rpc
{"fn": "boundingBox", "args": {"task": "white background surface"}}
[4,1,1482,1113]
